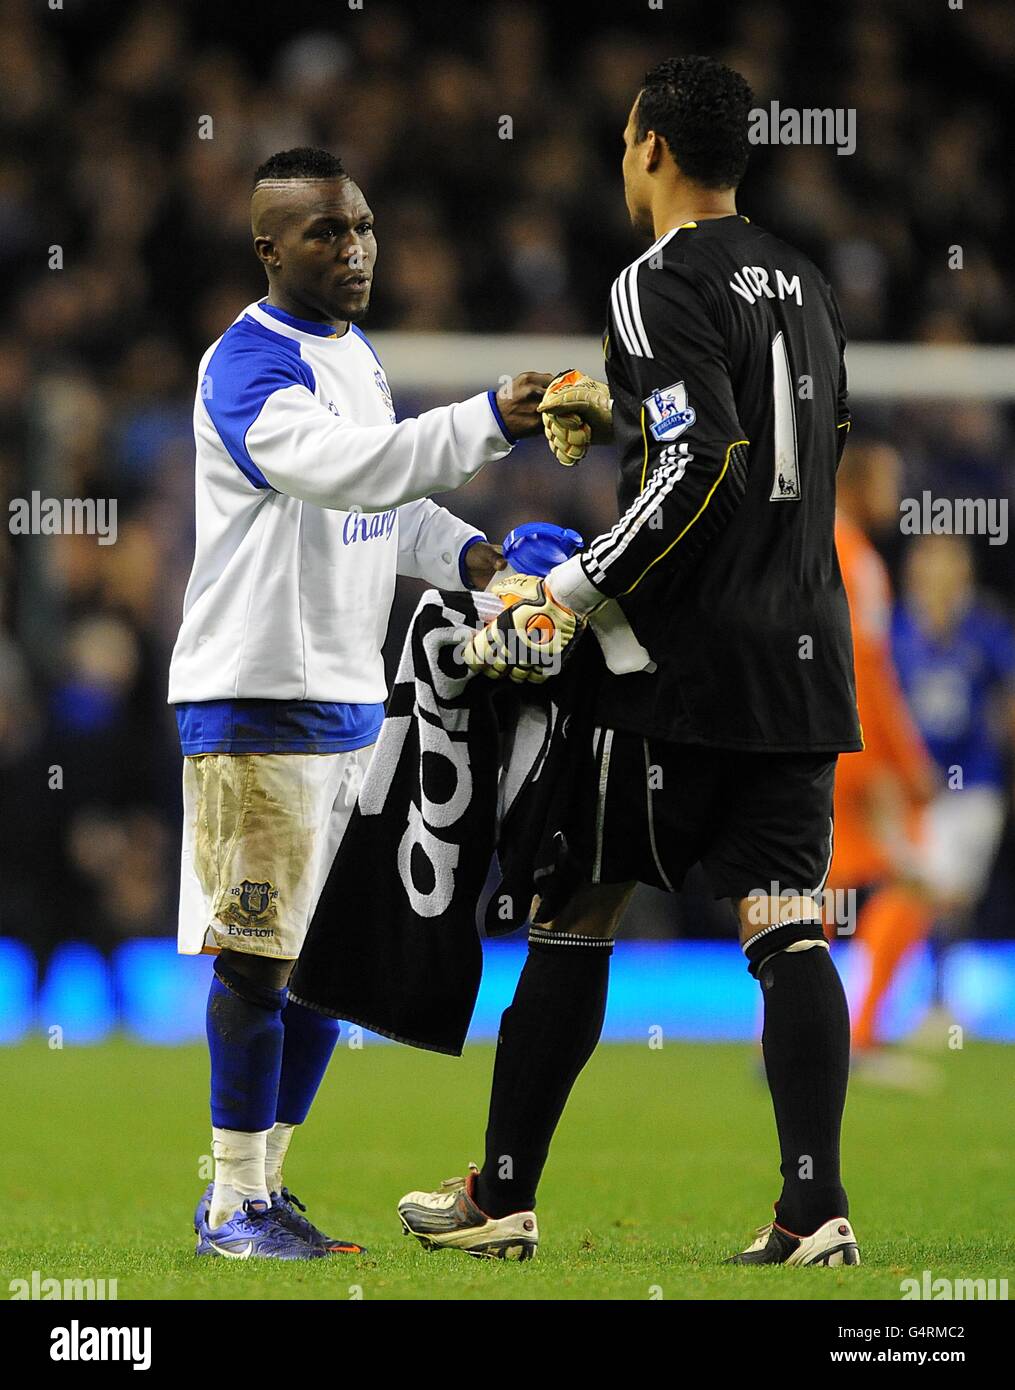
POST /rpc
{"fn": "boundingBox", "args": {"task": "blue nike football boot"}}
[194,1182,213,1234]
[269,1187,367,1254]
[195,1197,328,1260]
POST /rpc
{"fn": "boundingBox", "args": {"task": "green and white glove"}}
[462,573,582,683]
[537,370,613,467]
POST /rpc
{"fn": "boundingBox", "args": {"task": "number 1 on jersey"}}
[769,331,801,502]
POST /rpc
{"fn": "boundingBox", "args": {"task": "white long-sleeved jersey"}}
[168,300,514,710]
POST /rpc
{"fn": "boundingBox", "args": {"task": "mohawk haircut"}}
[252,147,347,187]
[635,56,753,190]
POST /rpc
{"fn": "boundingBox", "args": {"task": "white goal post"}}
[369,336,1015,400]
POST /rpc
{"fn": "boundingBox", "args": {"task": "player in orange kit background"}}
[828,439,937,1069]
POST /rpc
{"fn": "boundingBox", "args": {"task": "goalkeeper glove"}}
[462,574,582,683]
[537,369,613,467]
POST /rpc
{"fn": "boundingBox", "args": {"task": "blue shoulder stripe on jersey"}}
[351,324,384,366]
[258,301,339,337]
[201,316,317,489]
[174,699,384,755]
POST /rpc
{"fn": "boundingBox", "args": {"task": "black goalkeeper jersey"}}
[585,214,862,753]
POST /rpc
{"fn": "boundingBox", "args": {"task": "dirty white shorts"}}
[177,745,374,958]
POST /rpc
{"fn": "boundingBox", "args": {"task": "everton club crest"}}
[374,369,396,422]
[221,879,280,928]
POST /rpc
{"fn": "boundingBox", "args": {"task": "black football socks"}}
[476,930,849,1231]
[476,934,613,1219]
[757,944,851,1234]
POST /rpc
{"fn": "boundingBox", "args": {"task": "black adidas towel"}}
[289,588,594,1055]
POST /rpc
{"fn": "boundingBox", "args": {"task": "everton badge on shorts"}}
[222,879,279,929]
[644,381,696,442]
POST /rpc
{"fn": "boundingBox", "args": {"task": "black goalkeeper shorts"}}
[585,727,837,903]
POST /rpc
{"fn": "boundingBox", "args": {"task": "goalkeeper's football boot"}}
[195,1197,328,1260]
[397,1162,538,1260]
[728,1216,860,1266]
[269,1187,367,1254]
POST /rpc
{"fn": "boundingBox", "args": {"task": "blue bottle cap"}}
[502,522,585,578]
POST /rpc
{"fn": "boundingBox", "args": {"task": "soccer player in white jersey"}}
[168,147,551,1259]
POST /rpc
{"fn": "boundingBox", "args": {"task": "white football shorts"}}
[918,785,1006,904]
[177,745,374,959]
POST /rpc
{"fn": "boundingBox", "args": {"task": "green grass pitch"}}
[2,1038,1011,1300]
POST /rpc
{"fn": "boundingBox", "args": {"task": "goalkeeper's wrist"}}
[544,554,605,619]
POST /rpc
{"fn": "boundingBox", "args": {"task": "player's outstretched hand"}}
[495,373,555,439]
[462,541,507,589]
[538,370,613,466]
[462,573,582,684]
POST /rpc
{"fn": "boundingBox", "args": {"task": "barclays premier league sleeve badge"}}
[644,381,696,442]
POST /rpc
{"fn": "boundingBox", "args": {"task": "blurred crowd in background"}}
[1,0,1013,955]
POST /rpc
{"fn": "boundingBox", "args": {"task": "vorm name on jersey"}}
[729,265,803,307]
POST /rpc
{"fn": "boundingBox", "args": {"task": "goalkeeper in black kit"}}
[399,56,864,1267]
